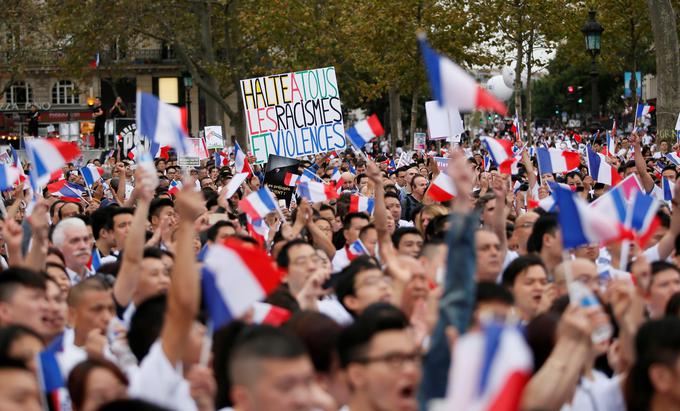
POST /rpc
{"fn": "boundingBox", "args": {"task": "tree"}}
[646,0,680,142]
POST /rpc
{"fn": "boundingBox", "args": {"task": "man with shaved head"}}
[511,211,539,256]
[553,258,600,297]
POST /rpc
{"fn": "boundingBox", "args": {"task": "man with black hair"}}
[625,318,680,410]
[108,207,134,254]
[392,227,423,258]
[148,198,176,232]
[0,356,42,411]
[646,261,680,319]
[268,239,320,312]
[229,325,318,411]
[62,276,115,375]
[501,255,549,321]
[127,185,213,411]
[90,206,116,259]
[526,213,563,276]
[332,212,370,272]
[385,191,413,228]
[337,303,420,411]
[334,256,392,317]
[0,268,48,338]
[206,221,236,245]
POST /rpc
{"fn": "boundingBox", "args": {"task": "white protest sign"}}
[240,67,345,164]
[186,138,209,159]
[204,126,224,149]
[425,100,464,142]
[413,132,426,151]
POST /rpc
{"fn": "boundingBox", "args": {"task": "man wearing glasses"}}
[337,303,421,411]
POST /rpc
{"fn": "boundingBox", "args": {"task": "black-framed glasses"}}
[353,351,421,369]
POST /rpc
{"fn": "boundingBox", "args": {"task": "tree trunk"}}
[513,1,524,120]
[630,18,638,105]
[388,86,402,150]
[409,90,418,141]
[525,28,534,145]
[646,0,680,144]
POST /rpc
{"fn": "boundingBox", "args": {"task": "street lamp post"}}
[182,73,193,136]
[581,9,604,127]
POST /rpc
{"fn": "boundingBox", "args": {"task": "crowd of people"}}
[1,125,680,411]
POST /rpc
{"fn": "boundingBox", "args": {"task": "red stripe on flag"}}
[179,107,189,134]
[349,195,359,212]
[427,184,454,202]
[221,238,283,295]
[563,151,581,170]
[475,85,508,116]
[366,114,385,137]
[262,305,291,326]
[485,370,531,411]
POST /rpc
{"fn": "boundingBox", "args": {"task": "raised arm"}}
[632,131,654,193]
[419,150,478,406]
[113,168,154,307]
[653,182,680,260]
[160,184,205,365]
[24,200,50,271]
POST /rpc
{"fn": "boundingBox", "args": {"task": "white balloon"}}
[486,75,514,101]
[501,65,528,89]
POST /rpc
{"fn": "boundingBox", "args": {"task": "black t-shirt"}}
[110,104,127,119]
[93,104,105,125]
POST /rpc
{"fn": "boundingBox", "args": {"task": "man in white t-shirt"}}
[127,187,215,411]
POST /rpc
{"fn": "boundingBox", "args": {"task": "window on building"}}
[4,81,32,104]
[52,80,79,105]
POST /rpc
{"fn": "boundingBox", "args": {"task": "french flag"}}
[25,139,81,190]
[80,164,103,187]
[10,146,26,183]
[88,250,102,272]
[445,323,532,411]
[0,164,21,191]
[349,195,375,215]
[346,114,384,149]
[168,180,182,195]
[528,195,556,212]
[551,183,632,249]
[136,92,189,155]
[480,137,514,168]
[590,185,627,225]
[234,142,252,174]
[586,145,621,186]
[36,350,64,411]
[330,167,342,182]
[605,131,616,157]
[201,238,283,329]
[246,214,268,248]
[47,180,85,202]
[327,150,339,161]
[536,147,581,175]
[214,151,229,167]
[666,152,680,166]
[663,177,675,202]
[251,302,291,326]
[283,172,300,187]
[239,187,279,220]
[347,239,369,260]
[427,173,457,202]
[419,35,508,116]
[628,191,660,247]
[300,167,322,183]
[636,104,655,119]
[511,116,521,140]
[297,181,339,203]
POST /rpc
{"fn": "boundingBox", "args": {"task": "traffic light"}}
[577,98,583,104]
[568,85,575,94]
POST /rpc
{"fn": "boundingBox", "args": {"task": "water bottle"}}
[568,281,613,344]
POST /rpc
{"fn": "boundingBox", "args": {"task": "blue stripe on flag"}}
[418,37,443,105]
[536,147,553,175]
[478,322,504,394]
[38,350,64,392]
[297,182,311,201]
[201,267,235,329]
[0,165,10,190]
[551,184,590,249]
[630,193,656,231]
[137,92,160,143]
[257,188,277,211]
[346,126,367,149]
